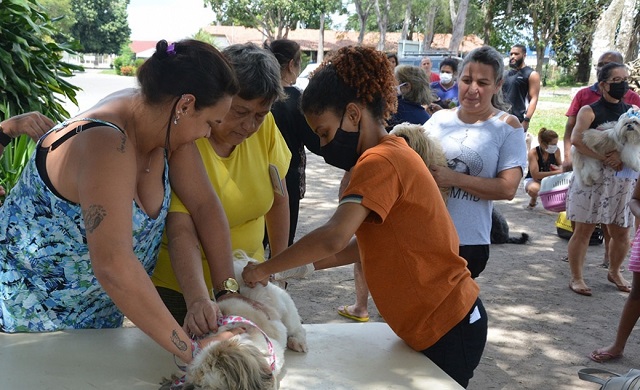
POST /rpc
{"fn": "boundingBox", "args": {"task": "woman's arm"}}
[76,131,197,363]
[168,142,235,334]
[243,202,370,285]
[0,111,54,156]
[570,105,603,160]
[265,178,290,256]
[313,236,360,270]
[430,165,523,200]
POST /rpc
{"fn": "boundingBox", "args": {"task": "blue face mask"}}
[320,110,361,171]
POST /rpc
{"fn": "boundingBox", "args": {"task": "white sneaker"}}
[274,264,314,281]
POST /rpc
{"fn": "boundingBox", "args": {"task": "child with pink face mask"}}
[523,127,563,209]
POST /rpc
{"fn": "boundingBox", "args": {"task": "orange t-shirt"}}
[342,135,479,351]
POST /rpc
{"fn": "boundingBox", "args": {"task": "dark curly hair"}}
[137,39,239,109]
[301,46,398,123]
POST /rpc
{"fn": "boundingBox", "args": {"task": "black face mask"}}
[509,57,524,69]
[607,81,629,100]
[320,111,360,171]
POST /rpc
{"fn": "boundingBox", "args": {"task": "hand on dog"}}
[604,150,623,171]
[184,298,223,337]
[242,262,270,288]
[429,165,456,187]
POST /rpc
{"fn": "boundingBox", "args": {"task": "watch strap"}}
[214,289,235,300]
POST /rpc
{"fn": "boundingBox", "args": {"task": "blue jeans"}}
[421,298,488,388]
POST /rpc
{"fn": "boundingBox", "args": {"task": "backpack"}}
[578,367,640,390]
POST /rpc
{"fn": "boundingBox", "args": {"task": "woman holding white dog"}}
[423,46,527,279]
[566,62,638,296]
[242,46,487,388]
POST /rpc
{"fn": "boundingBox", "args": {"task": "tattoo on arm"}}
[171,330,188,352]
[82,205,107,233]
[117,133,127,153]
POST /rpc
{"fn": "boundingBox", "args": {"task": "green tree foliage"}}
[0,0,82,194]
[70,0,131,54]
[206,0,341,40]
[39,0,76,42]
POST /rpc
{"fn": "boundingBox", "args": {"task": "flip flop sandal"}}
[589,349,623,363]
[337,305,369,322]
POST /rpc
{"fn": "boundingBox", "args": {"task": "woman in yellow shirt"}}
[152,43,292,334]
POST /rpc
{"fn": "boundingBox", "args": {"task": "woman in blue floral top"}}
[0,39,240,365]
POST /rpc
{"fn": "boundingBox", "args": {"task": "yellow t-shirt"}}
[152,113,291,293]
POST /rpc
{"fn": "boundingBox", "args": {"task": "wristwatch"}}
[0,124,12,147]
[214,277,239,300]
[522,116,531,122]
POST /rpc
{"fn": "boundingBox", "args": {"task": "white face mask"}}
[439,73,453,84]
[545,145,558,154]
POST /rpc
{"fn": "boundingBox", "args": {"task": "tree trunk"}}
[318,14,325,63]
[374,0,390,51]
[530,0,559,74]
[448,0,469,53]
[401,0,412,41]
[629,7,640,61]
[575,47,592,83]
[615,0,638,61]
[354,0,372,45]
[482,0,495,44]
[590,0,625,82]
[421,2,438,51]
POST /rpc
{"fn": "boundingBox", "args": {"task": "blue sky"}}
[127,0,217,41]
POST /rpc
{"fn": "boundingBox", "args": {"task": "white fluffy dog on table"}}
[184,251,308,390]
[572,108,640,186]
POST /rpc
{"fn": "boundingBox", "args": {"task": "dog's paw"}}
[287,335,308,353]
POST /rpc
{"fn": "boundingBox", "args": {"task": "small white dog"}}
[186,251,308,390]
[572,108,640,185]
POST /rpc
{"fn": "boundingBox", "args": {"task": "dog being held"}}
[184,251,308,390]
[390,122,449,202]
[572,108,640,186]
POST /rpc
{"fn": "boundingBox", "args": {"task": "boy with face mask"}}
[431,58,460,108]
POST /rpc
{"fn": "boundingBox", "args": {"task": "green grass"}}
[531,107,568,137]
[529,89,573,139]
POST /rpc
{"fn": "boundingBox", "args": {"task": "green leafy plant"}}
[0,0,82,199]
[0,136,37,192]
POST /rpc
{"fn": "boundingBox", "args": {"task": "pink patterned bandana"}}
[218,314,276,372]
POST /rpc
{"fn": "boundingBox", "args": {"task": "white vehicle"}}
[295,63,320,90]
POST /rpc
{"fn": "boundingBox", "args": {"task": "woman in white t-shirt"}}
[424,46,527,278]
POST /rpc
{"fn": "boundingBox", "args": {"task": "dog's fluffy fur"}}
[572,108,640,186]
[390,123,449,201]
[186,251,307,390]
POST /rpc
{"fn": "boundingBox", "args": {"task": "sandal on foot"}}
[569,282,592,296]
[607,273,631,293]
[337,305,369,322]
[590,349,623,363]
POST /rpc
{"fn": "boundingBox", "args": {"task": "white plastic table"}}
[0,322,462,389]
